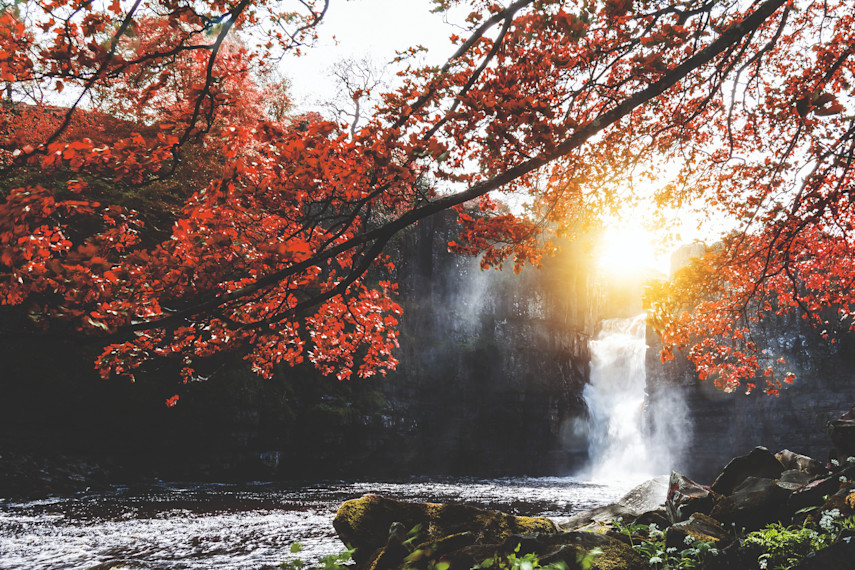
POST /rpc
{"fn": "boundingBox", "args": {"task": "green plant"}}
[576,547,603,570]
[744,523,822,570]
[473,542,573,570]
[280,543,355,570]
[743,509,855,570]
[612,519,718,569]
[280,542,306,570]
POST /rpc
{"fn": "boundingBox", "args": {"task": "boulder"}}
[666,471,717,524]
[442,531,646,570]
[711,446,784,496]
[665,512,731,550]
[561,475,668,530]
[386,532,477,570]
[535,532,648,570]
[779,469,814,487]
[333,494,558,565]
[776,449,828,478]
[709,476,790,530]
[788,476,842,515]
[794,536,855,569]
[631,509,671,529]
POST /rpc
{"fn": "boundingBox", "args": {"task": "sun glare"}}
[596,227,664,276]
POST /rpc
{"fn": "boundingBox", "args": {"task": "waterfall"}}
[583,314,686,480]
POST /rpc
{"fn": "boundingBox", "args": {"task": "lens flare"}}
[596,226,662,275]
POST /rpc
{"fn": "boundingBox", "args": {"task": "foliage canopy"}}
[1,0,853,398]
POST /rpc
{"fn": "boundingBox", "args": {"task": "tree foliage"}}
[0,0,852,397]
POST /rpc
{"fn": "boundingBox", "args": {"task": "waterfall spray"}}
[583,314,688,480]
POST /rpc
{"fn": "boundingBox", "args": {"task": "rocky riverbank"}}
[331,406,855,569]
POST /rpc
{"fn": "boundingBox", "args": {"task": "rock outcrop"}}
[333,494,558,565]
[333,493,645,570]
[330,406,855,570]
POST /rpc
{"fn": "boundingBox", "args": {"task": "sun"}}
[596,226,664,276]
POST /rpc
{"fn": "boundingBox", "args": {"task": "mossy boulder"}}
[665,512,731,550]
[537,532,647,570]
[440,532,646,570]
[333,494,558,565]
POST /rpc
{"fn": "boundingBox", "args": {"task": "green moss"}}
[592,543,644,570]
[512,516,559,535]
[334,495,559,565]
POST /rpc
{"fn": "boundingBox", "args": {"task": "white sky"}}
[279,1,720,272]
[280,0,460,110]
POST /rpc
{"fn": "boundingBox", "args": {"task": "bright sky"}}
[280,1,718,276]
[280,0,459,109]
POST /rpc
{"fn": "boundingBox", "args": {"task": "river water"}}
[0,477,634,569]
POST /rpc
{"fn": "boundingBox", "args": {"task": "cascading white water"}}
[583,313,690,480]
[583,314,654,481]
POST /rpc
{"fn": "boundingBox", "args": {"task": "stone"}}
[794,536,855,569]
[333,494,558,564]
[776,449,828,478]
[709,476,790,530]
[666,471,717,524]
[376,532,476,570]
[664,512,731,550]
[618,475,670,514]
[560,476,668,530]
[710,446,784,496]
[780,469,814,487]
[788,476,842,515]
[631,509,670,529]
[403,530,647,570]
[535,532,648,570]
[365,523,418,570]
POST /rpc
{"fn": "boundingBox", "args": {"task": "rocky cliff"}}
[0,210,604,488]
[378,212,599,475]
[645,246,855,482]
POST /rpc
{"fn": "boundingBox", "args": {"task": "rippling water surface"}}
[0,477,632,569]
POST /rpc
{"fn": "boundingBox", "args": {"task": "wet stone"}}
[711,447,784,496]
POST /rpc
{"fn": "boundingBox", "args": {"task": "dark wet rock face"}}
[788,476,841,514]
[710,447,784,496]
[709,476,790,530]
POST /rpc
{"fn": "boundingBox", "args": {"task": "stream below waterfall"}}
[0,477,633,570]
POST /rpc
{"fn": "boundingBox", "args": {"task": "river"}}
[0,477,633,569]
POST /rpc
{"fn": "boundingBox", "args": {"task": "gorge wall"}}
[377,212,600,476]
[644,247,855,483]
[0,210,606,487]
